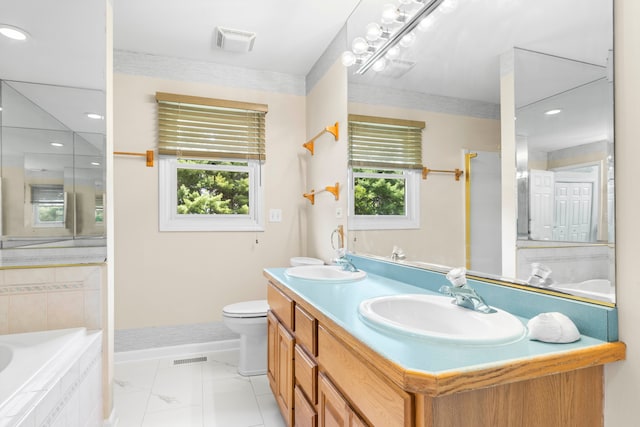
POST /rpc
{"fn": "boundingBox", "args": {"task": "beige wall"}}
[604,0,640,425]
[113,74,306,329]
[305,59,349,262]
[348,102,500,267]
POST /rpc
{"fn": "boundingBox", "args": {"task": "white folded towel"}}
[527,312,581,343]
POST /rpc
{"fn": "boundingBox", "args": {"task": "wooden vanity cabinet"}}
[266,277,623,427]
[267,285,295,426]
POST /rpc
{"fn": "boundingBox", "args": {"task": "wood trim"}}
[348,114,425,129]
[155,91,268,113]
[264,271,626,397]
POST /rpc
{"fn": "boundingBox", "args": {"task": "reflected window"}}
[31,184,65,227]
[348,115,424,230]
[95,195,104,223]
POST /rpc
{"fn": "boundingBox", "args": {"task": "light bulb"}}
[386,45,401,60]
[365,23,382,41]
[372,58,387,72]
[439,0,459,14]
[0,25,29,41]
[381,4,398,24]
[399,31,416,48]
[352,37,369,55]
[417,15,436,32]
[341,51,357,67]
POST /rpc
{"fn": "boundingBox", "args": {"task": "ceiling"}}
[0,0,613,149]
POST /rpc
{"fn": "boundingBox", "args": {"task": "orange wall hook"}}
[303,191,316,205]
[325,182,340,201]
[326,122,339,141]
[302,140,315,155]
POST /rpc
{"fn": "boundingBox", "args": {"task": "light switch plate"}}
[269,208,282,222]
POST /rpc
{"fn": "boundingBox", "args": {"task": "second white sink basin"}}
[285,265,366,283]
[358,294,525,345]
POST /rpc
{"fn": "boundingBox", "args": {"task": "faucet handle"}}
[446,267,467,288]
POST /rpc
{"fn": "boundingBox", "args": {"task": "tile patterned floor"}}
[114,349,286,427]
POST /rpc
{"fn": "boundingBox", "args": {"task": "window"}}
[31,184,66,227]
[156,92,267,231]
[348,115,424,230]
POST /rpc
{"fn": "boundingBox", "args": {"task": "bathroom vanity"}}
[264,264,625,427]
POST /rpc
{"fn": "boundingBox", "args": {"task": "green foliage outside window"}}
[353,168,406,215]
[176,159,250,215]
[37,205,64,222]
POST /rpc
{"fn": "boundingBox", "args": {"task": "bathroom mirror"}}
[0,1,107,265]
[344,0,615,304]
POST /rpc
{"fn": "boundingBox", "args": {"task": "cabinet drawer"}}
[295,305,317,356]
[294,385,317,427]
[267,282,294,330]
[295,344,318,405]
[318,326,412,427]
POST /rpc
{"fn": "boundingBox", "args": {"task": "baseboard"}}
[114,338,240,363]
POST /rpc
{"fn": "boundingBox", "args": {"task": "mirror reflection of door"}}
[530,167,599,242]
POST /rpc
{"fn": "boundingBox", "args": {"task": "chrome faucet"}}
[391,246,406,261]
[439,267,496,314]
[335,256,359,272]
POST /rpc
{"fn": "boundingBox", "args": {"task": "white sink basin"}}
[285,265,366,283]
[358,294,525,345]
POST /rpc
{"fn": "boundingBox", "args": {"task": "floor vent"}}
[173,356,208,366]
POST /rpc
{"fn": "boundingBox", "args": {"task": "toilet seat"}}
[223,299,269,318]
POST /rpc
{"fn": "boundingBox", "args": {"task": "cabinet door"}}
[267,311,278,395]
[295,385,317,427]
[318,373,349,427]
[276,321,295,426]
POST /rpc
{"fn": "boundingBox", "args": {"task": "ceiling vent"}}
[380,59,417,78]
[215,27,256,53]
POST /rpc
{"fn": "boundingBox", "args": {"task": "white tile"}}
[113,389,149,427]
[142,405,203,427]
[203,377,262,427]
[146,364,203,413]
[250,375,272,396]
[115,359,160,395]
[202,352,240,380]
[256,393,286,427]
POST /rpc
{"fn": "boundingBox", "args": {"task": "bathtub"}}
[0,328,102,427]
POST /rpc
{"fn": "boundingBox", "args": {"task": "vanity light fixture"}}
[85,112,103,120]
[544,108,563,116]
[0,24,29,41]
[342,0,453,75]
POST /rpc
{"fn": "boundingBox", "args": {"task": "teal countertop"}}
[265,266,615,375]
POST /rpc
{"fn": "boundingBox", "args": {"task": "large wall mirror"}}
[0,1,106,265]
[343,0,614,304]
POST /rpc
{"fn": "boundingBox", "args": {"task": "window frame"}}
[348,167,420,230]
[30,184,66,228]
[159,156,264,232]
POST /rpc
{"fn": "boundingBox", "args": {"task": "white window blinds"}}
[156,92,268,161]
[348,114,425,169]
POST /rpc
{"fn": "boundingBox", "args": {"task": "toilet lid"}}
[223,299,269,318]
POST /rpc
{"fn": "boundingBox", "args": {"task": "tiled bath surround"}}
[0,265,104,334]
[0,329,103,427]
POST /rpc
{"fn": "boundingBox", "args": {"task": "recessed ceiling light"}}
[544,108,563,116]
[0,24,29,41]
[50,142,64,147]
[85,112,103,120]
[91,162,101,166]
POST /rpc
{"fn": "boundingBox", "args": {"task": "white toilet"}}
[222,299,270,376]
[223,257,323,376]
